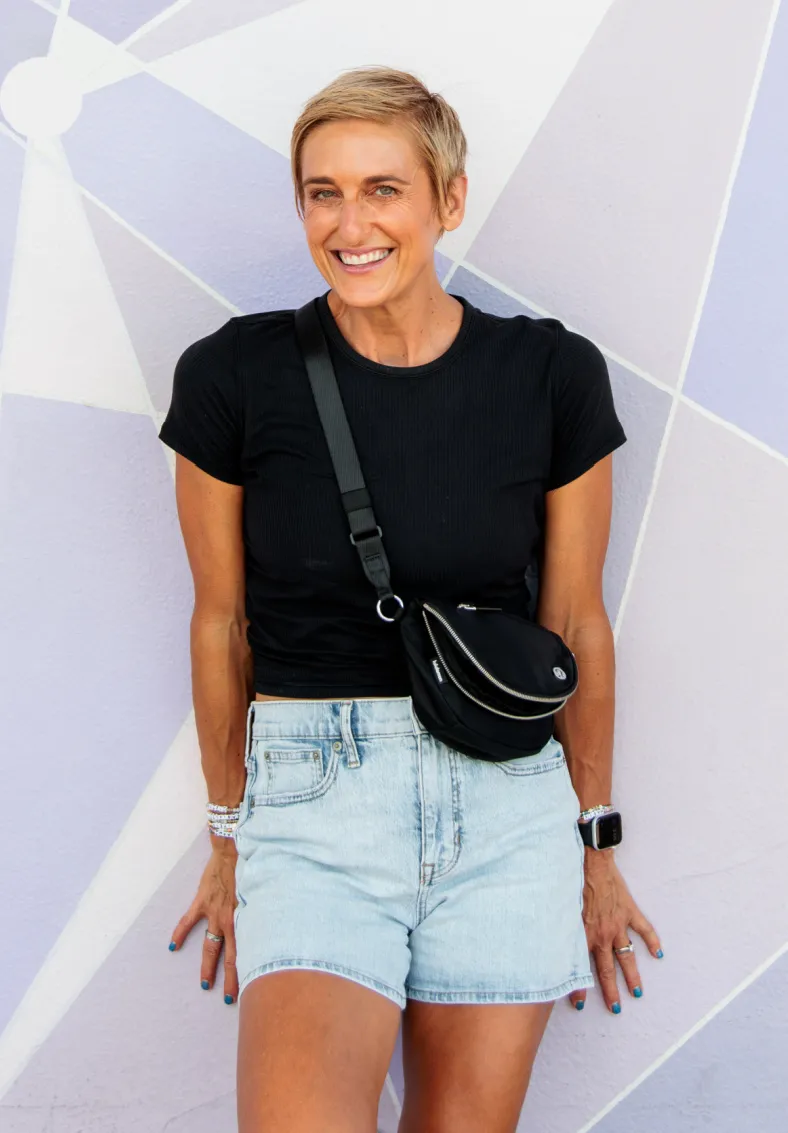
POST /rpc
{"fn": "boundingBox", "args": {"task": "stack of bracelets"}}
[206,802,241,838]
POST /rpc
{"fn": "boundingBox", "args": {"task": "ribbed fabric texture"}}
[159,292,626,696]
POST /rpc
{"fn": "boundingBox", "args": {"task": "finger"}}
[169,905,203,952]
[568,989,587,1012]
[613,937,643,999]
[222,920,239,1006]
[593,945,622,1014]
[631,909,664,959]
[200,925,224,990]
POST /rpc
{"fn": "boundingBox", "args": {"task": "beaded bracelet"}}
[206,802,241,838]
[578,803,614,822]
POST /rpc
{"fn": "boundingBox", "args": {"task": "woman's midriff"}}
[254,692,392,702]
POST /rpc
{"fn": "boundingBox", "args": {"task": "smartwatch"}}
[578,807,623,850]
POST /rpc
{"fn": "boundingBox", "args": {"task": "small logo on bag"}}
[553,667,567,680]
[432,658,445,684]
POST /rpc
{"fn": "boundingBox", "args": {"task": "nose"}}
[335,199,368,245]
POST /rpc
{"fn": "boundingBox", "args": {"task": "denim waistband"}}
[245,697,425,755]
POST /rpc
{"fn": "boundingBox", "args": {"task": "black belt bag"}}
[295,299,578,762]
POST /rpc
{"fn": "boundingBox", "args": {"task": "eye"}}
[373,185,399,197]
[308,188,336,201]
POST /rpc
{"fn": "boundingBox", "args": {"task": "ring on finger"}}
[205,930,224,944]
[614,939,635,955]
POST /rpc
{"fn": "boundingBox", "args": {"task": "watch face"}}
[596,812,623,850]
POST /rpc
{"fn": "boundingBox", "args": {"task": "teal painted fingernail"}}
[656,949,664,959]
[633,987,643,998]
[168,942,176,951]
[611,1002,621,1014]
[575,1000,585,1011]
[224,994,233,1005]
[201,979,210,990]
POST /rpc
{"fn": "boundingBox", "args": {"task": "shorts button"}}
[333,741,342,751]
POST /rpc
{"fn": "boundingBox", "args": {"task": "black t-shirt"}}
[159,292,626,696]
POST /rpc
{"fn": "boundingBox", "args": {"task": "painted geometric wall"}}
[1,1,787,1130]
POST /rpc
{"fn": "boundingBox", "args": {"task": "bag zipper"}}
[423,603,569,704]
[423,612,567,720]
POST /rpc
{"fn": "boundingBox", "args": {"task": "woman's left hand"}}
[569,850,663,1014]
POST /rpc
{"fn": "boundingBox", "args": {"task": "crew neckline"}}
[316,290,475,377]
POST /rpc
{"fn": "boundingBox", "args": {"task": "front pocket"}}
[252,738,338,806]
[494,740,566,777]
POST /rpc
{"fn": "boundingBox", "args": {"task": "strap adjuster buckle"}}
[349,526,382,546]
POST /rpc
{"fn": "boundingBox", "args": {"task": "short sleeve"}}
[158,320,244,485]
[547,326,626,491]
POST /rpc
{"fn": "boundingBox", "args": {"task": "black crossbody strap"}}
[294,299,404,622]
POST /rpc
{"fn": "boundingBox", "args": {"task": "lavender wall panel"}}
[683,2,788,456]
[468,0,775,385]
[63,74,324,313]
[0,395,193,1033]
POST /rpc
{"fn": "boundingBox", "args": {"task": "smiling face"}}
[300,118,464,308]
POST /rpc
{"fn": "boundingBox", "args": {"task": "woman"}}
[160,67,662,1133]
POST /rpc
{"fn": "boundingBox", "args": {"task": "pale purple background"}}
[1,0,787,1129]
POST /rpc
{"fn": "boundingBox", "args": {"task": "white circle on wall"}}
[0,56,83,138]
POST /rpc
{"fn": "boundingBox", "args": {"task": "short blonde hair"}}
[291,66,467,222]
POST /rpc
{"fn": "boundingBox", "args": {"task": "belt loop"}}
[340,701,361,768]
[243,700,256,769]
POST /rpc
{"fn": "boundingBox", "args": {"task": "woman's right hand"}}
[169,838,240,1005]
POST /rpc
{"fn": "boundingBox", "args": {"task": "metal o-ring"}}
[376,594,404,622]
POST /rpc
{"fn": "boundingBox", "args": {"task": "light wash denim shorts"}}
[234,697,594,1009]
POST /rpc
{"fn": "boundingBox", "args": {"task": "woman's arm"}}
[538,455,662,1013]
[538,457,615,813]
[176,453,253,813]
[168,453,253,1002]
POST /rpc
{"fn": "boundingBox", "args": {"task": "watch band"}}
[578,818,599,847]
[578,808,622,850]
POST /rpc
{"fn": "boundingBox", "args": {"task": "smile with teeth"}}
[335,249,393,265]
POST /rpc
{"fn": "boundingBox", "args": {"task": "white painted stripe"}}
[611,0,783,643]
[54,0,72,31]
[681,396,788,469]
[76,185,242,315]
[27,0,60,16]
[0,711,207,1099]
[576,939,788,1132]
[384,1072,403,1118]
[116,0,197,51]
[0,119,24,148]
[440,260,459,290]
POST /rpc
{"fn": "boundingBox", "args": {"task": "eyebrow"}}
[301,174,410,188]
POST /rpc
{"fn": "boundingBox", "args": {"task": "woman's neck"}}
[326,279,463,368]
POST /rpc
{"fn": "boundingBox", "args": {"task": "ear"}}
[440,173,468,234]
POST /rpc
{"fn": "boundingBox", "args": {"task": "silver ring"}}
[376,594,404,622]
[205,930,224,944]
[614,941,635,955]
